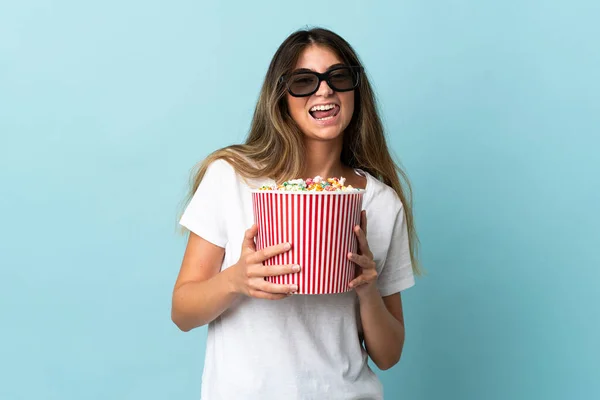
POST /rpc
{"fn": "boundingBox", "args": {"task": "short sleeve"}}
[377,205,415,296]
[179,159,233,248]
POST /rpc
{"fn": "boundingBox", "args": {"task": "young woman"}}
[172,27,421,400]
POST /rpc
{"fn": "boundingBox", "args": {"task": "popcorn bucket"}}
[251,190,364,295]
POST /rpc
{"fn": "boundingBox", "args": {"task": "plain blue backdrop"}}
[1,1,599,399]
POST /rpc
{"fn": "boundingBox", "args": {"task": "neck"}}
[302,137,346,179]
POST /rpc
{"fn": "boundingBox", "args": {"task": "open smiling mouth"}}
[309,104,340,121]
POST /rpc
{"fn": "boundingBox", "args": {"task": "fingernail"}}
[292,265,300,272]
[284,242,291,250]
[290,285,298,292]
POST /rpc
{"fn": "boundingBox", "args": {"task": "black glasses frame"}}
[279,65,364,97]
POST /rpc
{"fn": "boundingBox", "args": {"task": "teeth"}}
[310,104,336,112]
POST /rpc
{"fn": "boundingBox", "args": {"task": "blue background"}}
[1,1,599,399]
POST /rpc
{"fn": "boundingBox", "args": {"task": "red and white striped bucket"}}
[251,190,364,295]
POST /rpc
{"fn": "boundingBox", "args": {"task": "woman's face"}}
[285,45,355,143]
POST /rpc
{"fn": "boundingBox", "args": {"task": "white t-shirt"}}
[179,159,415,400]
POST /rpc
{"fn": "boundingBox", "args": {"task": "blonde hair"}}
[181,27,422,276]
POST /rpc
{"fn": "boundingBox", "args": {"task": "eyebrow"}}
[293,63,346,73]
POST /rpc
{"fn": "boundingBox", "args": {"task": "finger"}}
[353,225,372,257]
[348,278,367,288]
[348,252,375,269]
[255,280,298,295]
[248,289,289,300]
[250,242,292,264]
[361,210,368,236]
[242,225,258,252]
[348,277,364,288]
[349,272,377,288]
[248,264,301,278]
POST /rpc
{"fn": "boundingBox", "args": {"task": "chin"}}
[297,116,344,138]
[302,118,347,140]
[305,126,345,141]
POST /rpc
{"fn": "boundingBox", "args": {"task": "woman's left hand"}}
[348,210,378,295]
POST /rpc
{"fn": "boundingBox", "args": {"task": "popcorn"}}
[258,176,361,192]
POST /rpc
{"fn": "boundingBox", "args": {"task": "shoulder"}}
[191,158,242,200]
[204,158,237,177]
[362,171,404,215]
[201,158,245,187]
[202,157,272,192]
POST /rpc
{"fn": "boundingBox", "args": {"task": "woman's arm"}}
[348,211,407,370]
[171,232,239,332]
[171,226,298,332]
[356,287,406,370]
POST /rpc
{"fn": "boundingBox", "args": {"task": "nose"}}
[315,78,334,96]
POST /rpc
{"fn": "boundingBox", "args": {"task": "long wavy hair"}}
[181,27,422,275]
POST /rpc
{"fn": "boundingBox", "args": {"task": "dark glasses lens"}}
[284,66,361,97]
[288,74,319,96]
[328,67,356,91]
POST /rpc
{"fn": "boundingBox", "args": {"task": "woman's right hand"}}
[229,224,300,300]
